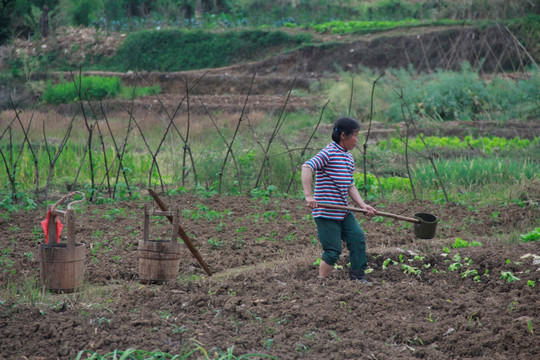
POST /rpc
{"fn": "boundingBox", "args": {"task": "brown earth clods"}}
[1,24,539,360]
[0,192,539,359]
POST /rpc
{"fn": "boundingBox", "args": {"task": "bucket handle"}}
[143,204,181,242]
[51,191,86,212]
[48,192,85,248]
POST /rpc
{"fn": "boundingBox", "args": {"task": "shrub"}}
[106,29,311,72]
[389,63,491,121]
[382,64,540,122]
[71,0,100,27]
[362,0,418,21]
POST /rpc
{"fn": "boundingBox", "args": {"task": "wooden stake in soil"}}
[147,188,212,276]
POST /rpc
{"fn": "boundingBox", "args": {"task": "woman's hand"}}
[305,195,318,209]
[363,204,377,217]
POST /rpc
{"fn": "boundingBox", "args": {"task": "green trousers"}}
[314,213,367,271]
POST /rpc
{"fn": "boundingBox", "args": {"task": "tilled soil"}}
[0,193,539,359]
[2,22,539,360]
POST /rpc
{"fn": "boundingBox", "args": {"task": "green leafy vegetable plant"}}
[500,271,520,283]
[519,228,540,242]
[382,258,397,270]
[451,237,482,248]
[401,264,421,275]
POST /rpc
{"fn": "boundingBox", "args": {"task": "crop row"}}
[1,131,538,212]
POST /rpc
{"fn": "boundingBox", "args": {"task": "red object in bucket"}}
[41,210,63,244]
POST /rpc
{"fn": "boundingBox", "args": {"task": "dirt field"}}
[1,23,539,359]
[0,191,539,359]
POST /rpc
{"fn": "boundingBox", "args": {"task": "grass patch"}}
[75,341,277,359]
[42,75,161,104]
[311,18,469,35]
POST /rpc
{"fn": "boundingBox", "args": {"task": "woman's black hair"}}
[331,117,360,143]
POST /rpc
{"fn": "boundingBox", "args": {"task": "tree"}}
[71,0,100,27]
[39,4,49,37]
[0,0,16,45]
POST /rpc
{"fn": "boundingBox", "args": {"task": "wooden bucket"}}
[138,204,182,283]
[39,208,85,292]
[138,240,182,283]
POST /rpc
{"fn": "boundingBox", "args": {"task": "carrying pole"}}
[147,188,212,276]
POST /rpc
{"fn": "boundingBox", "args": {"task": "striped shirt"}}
[304,142,355,220]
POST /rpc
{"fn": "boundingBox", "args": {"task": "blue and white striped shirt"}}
[304,142,354,220]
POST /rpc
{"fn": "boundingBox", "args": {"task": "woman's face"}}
[339,130,359,151]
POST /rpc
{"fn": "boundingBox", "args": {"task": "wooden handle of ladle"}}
[317,203,420,223]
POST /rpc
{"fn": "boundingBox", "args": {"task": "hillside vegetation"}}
[0,4,539,360]
[2,0,539,43]
[1,1,539,74]
[0,0,538,203]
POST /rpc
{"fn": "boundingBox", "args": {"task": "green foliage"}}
[225,1,363,26]
[0,189,37,212]
[0,243,16,276]
[507,15,540,61]
[451,237,483,248]
[500,271,520,283]
[71,0,101,27]
[379,135,539,154]
[225,1,535,27]
[106,29,311,72]
[382,258,397,270]
[75,340,277,359]
[519,228,540,242]
[401,264,421,275]
[326,67,539,124]
[353,173,411,193]
[361,0,418,21]
[0,1,15,45]
[1,130,536,205]
[120,84,161,99]
[251,185,278,200]
[2,1,538,50]
[181,204,231,222]
[0,141,147,202]
[394,63,491,121]
[312,18,466,35]
[527,319,534,335]
[382,65,540,122]
[208,238,225,249]
[412,157,539,188]
[487,70,540,120]
[41,76,160,104]
[313,19,413,34]
[42,76,121,104]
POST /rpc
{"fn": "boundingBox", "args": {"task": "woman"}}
[302,117,376,283]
